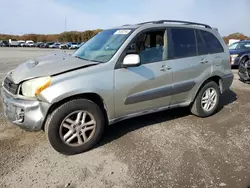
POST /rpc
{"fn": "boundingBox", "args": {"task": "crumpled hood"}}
[9,52,98,84]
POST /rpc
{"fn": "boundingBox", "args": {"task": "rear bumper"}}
[221,74,234,92]
[1,87,51,131]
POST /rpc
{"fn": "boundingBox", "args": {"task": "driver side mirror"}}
[122,54,141,67]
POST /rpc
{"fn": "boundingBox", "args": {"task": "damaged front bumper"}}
[1,87,51,131]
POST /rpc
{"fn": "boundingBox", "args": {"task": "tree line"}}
[0,30,249,44]
[223,33,250,44]
[0,29,102,43]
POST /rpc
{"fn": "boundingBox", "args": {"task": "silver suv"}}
[1,20,233,155]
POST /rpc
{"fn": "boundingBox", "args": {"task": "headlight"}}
[230,54,238,63]
[231,54,238,59]
[21,76,51,97]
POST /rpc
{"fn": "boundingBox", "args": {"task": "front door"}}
[114,28,173,118]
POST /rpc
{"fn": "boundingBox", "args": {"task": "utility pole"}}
[64,14,67,32]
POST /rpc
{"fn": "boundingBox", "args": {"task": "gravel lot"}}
[1,48,250,188]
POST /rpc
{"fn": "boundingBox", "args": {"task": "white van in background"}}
[8,39,19,47]
[24,40,35,47]
[228,39,240,46]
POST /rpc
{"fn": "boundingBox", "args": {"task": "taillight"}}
[229,55,232,66]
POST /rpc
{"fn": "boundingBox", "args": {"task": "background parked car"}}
[40,42,54,48]
[76,42,85,49]
[59,42,71,49]
[25,40,35,47]
[69,42,81,49]
[238,54,250,82]
[0,40,9,47]
[18,41,25,47]
[39,43,46,48]
[35,42,44,47]
[49,43,61,48]
[38,42,47,48]
[229,39,250,67]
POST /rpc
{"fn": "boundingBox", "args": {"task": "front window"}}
[229,42,238,50]
[72,29,133,63]
[126,29,167,64]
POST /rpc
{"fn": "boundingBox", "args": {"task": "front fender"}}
[37,68,115,119]
[47,88,99,104]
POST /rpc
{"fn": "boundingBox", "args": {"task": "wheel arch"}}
[192,76,222,103]
[42,93,109,130]
[240,54,250,62]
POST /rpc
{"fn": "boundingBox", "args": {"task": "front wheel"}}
[45,99,105,155]
[240,57,249,66]
[190,81,220,117]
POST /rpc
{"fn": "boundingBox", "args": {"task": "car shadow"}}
[98,107,190,148]
[97,89,237,148]
[217,89,237,112]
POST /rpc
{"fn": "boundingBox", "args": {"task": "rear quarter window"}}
[200,30,224,54]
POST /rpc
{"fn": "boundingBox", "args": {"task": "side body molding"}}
[124,81,195,105]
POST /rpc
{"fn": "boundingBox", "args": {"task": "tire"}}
[240,57,249,65]
[190,81,220,117]
[45,99,105,155]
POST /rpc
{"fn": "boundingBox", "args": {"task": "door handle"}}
[160,65,171,71]
[200,58,208,64]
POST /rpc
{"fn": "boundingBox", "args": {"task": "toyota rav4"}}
[1,20,234,155]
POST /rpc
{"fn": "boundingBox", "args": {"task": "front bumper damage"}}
[1,87,51,131]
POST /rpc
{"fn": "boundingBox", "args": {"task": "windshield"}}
[72,29,133,63]
[229,41,250,50]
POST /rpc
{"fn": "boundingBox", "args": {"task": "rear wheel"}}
[45,99,105,155]
[190,81,220,117]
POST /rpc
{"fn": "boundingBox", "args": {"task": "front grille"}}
[3,77,18,95]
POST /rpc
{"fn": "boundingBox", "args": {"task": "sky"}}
[1,0,250,36]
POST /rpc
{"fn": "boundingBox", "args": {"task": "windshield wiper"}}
[74,56,101,63]
[74,56,87,60]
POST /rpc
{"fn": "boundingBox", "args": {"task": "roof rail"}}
[136,20,212,29]
[137,21,157,25]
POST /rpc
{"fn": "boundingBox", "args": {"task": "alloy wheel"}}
[59,110,96,147]
[201,87,218,112]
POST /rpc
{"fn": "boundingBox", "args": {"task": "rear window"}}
[200,30,224,54]
[171,28,197,58]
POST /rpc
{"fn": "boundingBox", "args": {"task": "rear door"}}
[169,27,212,105]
